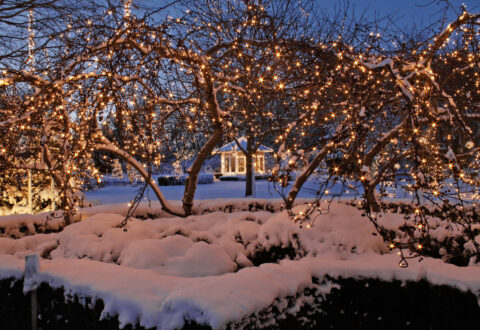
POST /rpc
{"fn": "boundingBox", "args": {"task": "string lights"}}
[0,1,478,262]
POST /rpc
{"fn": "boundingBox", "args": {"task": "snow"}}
[84,179,316,204]
[446,147,456,162]
[417,171,425,185]
[1,201,480,329]
[0,254,24,279]
[359,106,366,117]
[0,212,64,237]
[120,237,237,277]
[214,136,274,153]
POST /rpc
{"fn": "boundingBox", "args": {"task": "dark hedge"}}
[230,277,480,329]
[1,275,479,330]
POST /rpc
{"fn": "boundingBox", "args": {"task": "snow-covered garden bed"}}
[1,200,480,329]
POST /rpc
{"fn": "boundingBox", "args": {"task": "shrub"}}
[157,174,214,186]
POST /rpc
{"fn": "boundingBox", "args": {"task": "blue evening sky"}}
[147,0,479,29]
[337,1,478,21]
[317,0,479,31]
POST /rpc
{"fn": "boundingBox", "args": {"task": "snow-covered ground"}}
[85,175,422,207]
[1,199,480,329]
[84,179,317,204]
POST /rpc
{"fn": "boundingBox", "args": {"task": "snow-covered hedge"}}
[0,199,303,239]
[1,274,479,329]
[97,175,134,186]
[218,173,270,181]
[2,199,480,268]
[349,201,480,266]
[157,174,214,186]
[0,212,66,238]
[2,201,480,329]
[227,276,480,329]
[95,175,147,186]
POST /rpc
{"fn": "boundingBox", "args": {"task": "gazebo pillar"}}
[235,152,239,175]
[220,153,225,174]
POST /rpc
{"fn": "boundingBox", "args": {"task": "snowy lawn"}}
[1,199,480,329]
[84,176,418,207]
[84,179,318,204]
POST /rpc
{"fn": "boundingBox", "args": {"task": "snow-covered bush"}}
[1,201,480,329]
[157,174,214,186]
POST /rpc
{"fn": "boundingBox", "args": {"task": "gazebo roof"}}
[214,136,274,153]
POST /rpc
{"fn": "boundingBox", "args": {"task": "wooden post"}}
[30,288,37,330]
[24,254,39,330]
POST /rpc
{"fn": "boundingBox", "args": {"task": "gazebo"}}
[214,137,273,176]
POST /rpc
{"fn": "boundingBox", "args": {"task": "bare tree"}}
[1,0,230,219]
[273,5,480,263]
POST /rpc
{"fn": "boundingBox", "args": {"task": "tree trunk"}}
[251,162,256,197]
[285,146,330,209]
[364,184,380,213]
[182,126,223,215]
[62,195,75,225]
[245,135,255,197]
[245,153,253,196]
[95,137,185,217]
[41,144,76,225]
[182,67,225,216]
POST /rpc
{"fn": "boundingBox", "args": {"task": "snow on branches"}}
[0,0,479,263]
